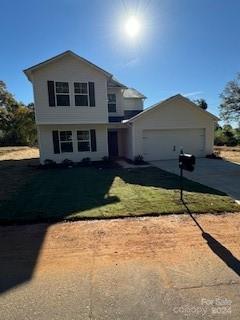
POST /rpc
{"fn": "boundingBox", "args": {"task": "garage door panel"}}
[143,129,205,161]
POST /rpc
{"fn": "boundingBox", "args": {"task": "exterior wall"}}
[119,126,133,159]
[116,128,130,157]
[38,124,108,164]
[123,98,143,111]
[132,98,216,158]
[107,87,124,117]
[105,125,133,159]
[32,54,109,124]
[107,90,144,121]
[117,129,125,157]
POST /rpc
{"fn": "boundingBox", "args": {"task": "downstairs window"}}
[59,131,73,153]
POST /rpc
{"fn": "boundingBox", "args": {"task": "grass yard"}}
[0,159,239,223]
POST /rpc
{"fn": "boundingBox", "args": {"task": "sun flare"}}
[124,16,141,38]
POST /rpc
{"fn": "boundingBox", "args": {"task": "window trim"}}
[108,93,117,113]
[59,130,73,153]
[74,82,89,107]
[77,130,91,152]
[55,82,70,107]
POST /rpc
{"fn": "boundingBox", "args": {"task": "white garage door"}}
[143,128,205,161]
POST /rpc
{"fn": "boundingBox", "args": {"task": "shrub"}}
[81,157,91,166]
[61,159,74,167]
[133,155,144,165]
[43,159,57,168]
[206,152,222,160]
[102,156,111,163]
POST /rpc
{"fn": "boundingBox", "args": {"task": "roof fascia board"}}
[124,94,219,123]
[24,50,112,81]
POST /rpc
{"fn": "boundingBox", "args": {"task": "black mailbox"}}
[179,153,196,172]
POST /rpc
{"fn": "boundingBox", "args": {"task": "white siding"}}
[121,126,134,159]
[32,54,109,124]
[131,98,215,160]
[38,124,108,164]
[123,98,143,111]
[107,87,124,117]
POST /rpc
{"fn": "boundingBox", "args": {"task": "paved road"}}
[151,158,240,202]
[1,215,240,319]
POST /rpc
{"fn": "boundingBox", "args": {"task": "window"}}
[74,82,88,106]
[77,130,90,152]
[55,82,70,106]
[108,94,116,112]
[59,131,73,153]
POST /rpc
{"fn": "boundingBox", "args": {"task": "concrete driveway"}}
[151,158,240,202]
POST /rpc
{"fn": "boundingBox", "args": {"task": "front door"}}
[108,131,119,157]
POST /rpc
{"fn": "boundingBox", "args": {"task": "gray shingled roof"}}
[123,88,146,99]
[108,77,127,88]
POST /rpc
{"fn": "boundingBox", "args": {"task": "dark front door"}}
[108,131,119,157]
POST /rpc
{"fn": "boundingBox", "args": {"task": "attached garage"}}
[142,128,205,160]
[124,94,218,161]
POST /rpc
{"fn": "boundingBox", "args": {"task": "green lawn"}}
[0,166,239,223]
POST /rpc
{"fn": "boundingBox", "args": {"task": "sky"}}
[1,0,240,121]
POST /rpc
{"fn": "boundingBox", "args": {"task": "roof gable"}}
[24,50,113,81]
[123,94,219,123]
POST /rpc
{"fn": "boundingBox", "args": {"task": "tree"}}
[0,81,37,146]
[193,98,208,110]
[220,73,240,122]
[214,124,238,146]
[0,80,17,108]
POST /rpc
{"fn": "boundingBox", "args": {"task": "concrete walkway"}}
[117,159,151,169]
[151,158,240,202]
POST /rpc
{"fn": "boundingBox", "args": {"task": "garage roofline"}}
[122,94,219,123]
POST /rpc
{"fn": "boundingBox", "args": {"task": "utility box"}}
[179,154,196,172]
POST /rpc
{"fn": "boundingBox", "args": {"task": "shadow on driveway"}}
[151,158,240,201]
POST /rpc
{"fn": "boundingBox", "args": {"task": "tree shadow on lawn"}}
[0,159,122,294]
[0,160,229,294]
[0,163,226,224]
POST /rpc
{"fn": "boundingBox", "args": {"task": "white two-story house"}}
[24,50,218,164]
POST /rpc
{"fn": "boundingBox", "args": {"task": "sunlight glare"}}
[124,16,141,38]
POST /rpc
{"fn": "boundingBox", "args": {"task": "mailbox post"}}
[179,152,196,201]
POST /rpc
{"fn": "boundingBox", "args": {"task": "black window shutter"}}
[90,129,97,152]
[52,130,60,154]
[88,82,95,107]
[48,81,56,107]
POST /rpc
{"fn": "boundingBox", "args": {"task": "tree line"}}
[0,74,239,147]
[0,81,37,146]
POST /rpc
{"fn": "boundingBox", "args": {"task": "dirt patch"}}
[1,213,238,277]
[0,147,39,200]
[1,214,240,319]
[218,150,240,163]
[0,146,39,161]
[215,146,240,163]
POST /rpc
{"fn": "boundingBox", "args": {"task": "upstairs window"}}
[74,82,88,106]
[77,130,90,151]
[55,82,70,106]
[59,131,73,152]
[108,94,116,112]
